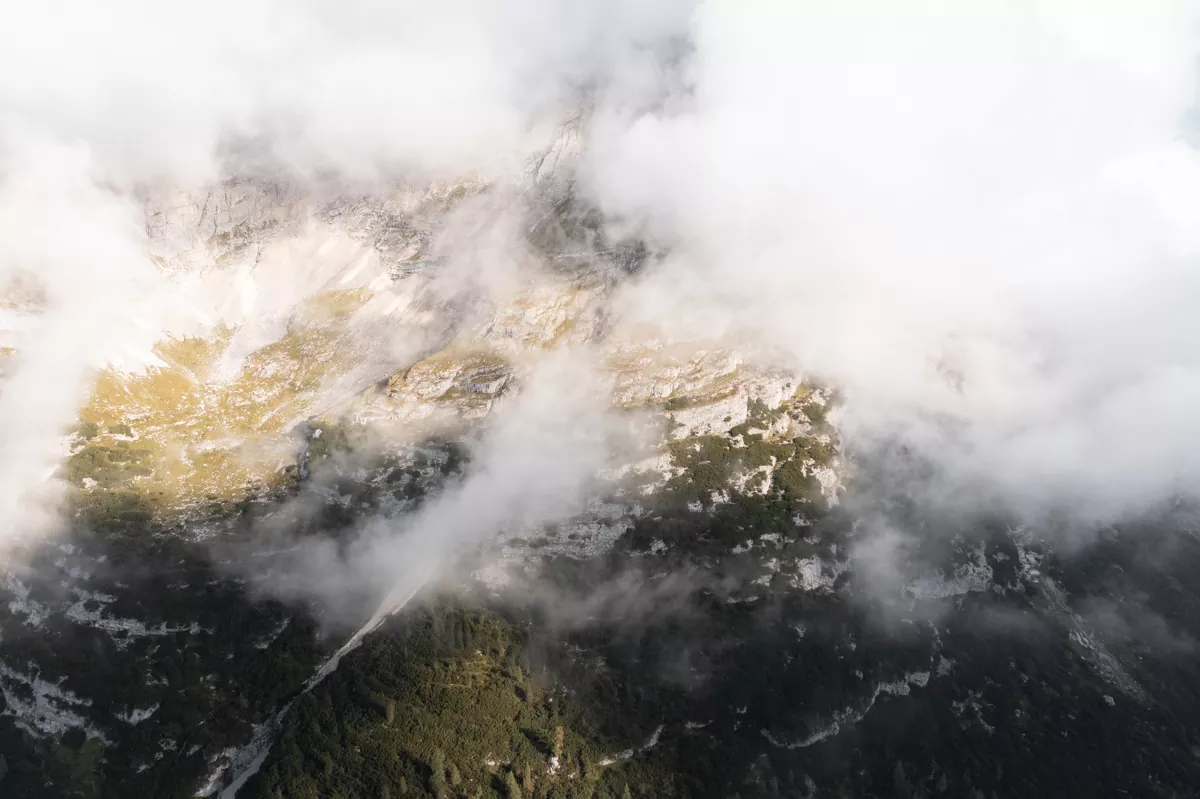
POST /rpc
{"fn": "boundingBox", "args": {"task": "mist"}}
[0,0,691,558]
[246,351,647,629]
[3,0,1200,583]
[587,0,1200,526]
[0,137,163,550]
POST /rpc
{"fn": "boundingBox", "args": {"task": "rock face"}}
[349,345,513,430]
[28,118,836,524]
[0,126,859,797]
[142,182,303,274]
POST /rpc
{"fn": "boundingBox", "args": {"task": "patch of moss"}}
[66,443,148,489]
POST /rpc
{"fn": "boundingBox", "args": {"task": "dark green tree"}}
[522,762,534,794]
[505,769,525,799]
[430,749,447,797]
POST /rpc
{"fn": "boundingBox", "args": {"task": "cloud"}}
[0,135,161,552]
[5,0,1200,577]
[1077,595,1196,655]
[0,0,693,556]
[0,0,698,186]
[249,350,647,629]
[586,0,1200,524]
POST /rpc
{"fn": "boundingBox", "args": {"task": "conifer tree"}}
[522,762,534,794]
[505,770,525,799]
[553,725,565,763]
[430,749,447,797]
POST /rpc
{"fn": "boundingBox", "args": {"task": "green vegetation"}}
[307,422,357,461]
[660,420,834,514]
[799,401,827,428]
[66,441,153,489]
[245,603,677,799]
[15,381,1200,799]
[0,736,104,799]
[0,524,328,799]
[241,564,957,799]
[663,387,739,413]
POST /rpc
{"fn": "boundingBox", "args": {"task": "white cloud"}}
[4,0,1200,561]
[588,0,1200,522]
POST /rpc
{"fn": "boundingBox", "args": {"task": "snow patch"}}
[761,670,932,750]
[3,573,50,627]
[116,704,160,725]
[253,618,291,650]
[66,592,203,646]
[790,557,846,593]
[0,662,108,742]
[905,544,993,600]
[952,690,994,734]
[598,724,665,766]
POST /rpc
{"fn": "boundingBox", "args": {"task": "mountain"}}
[2,125,1200,799]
